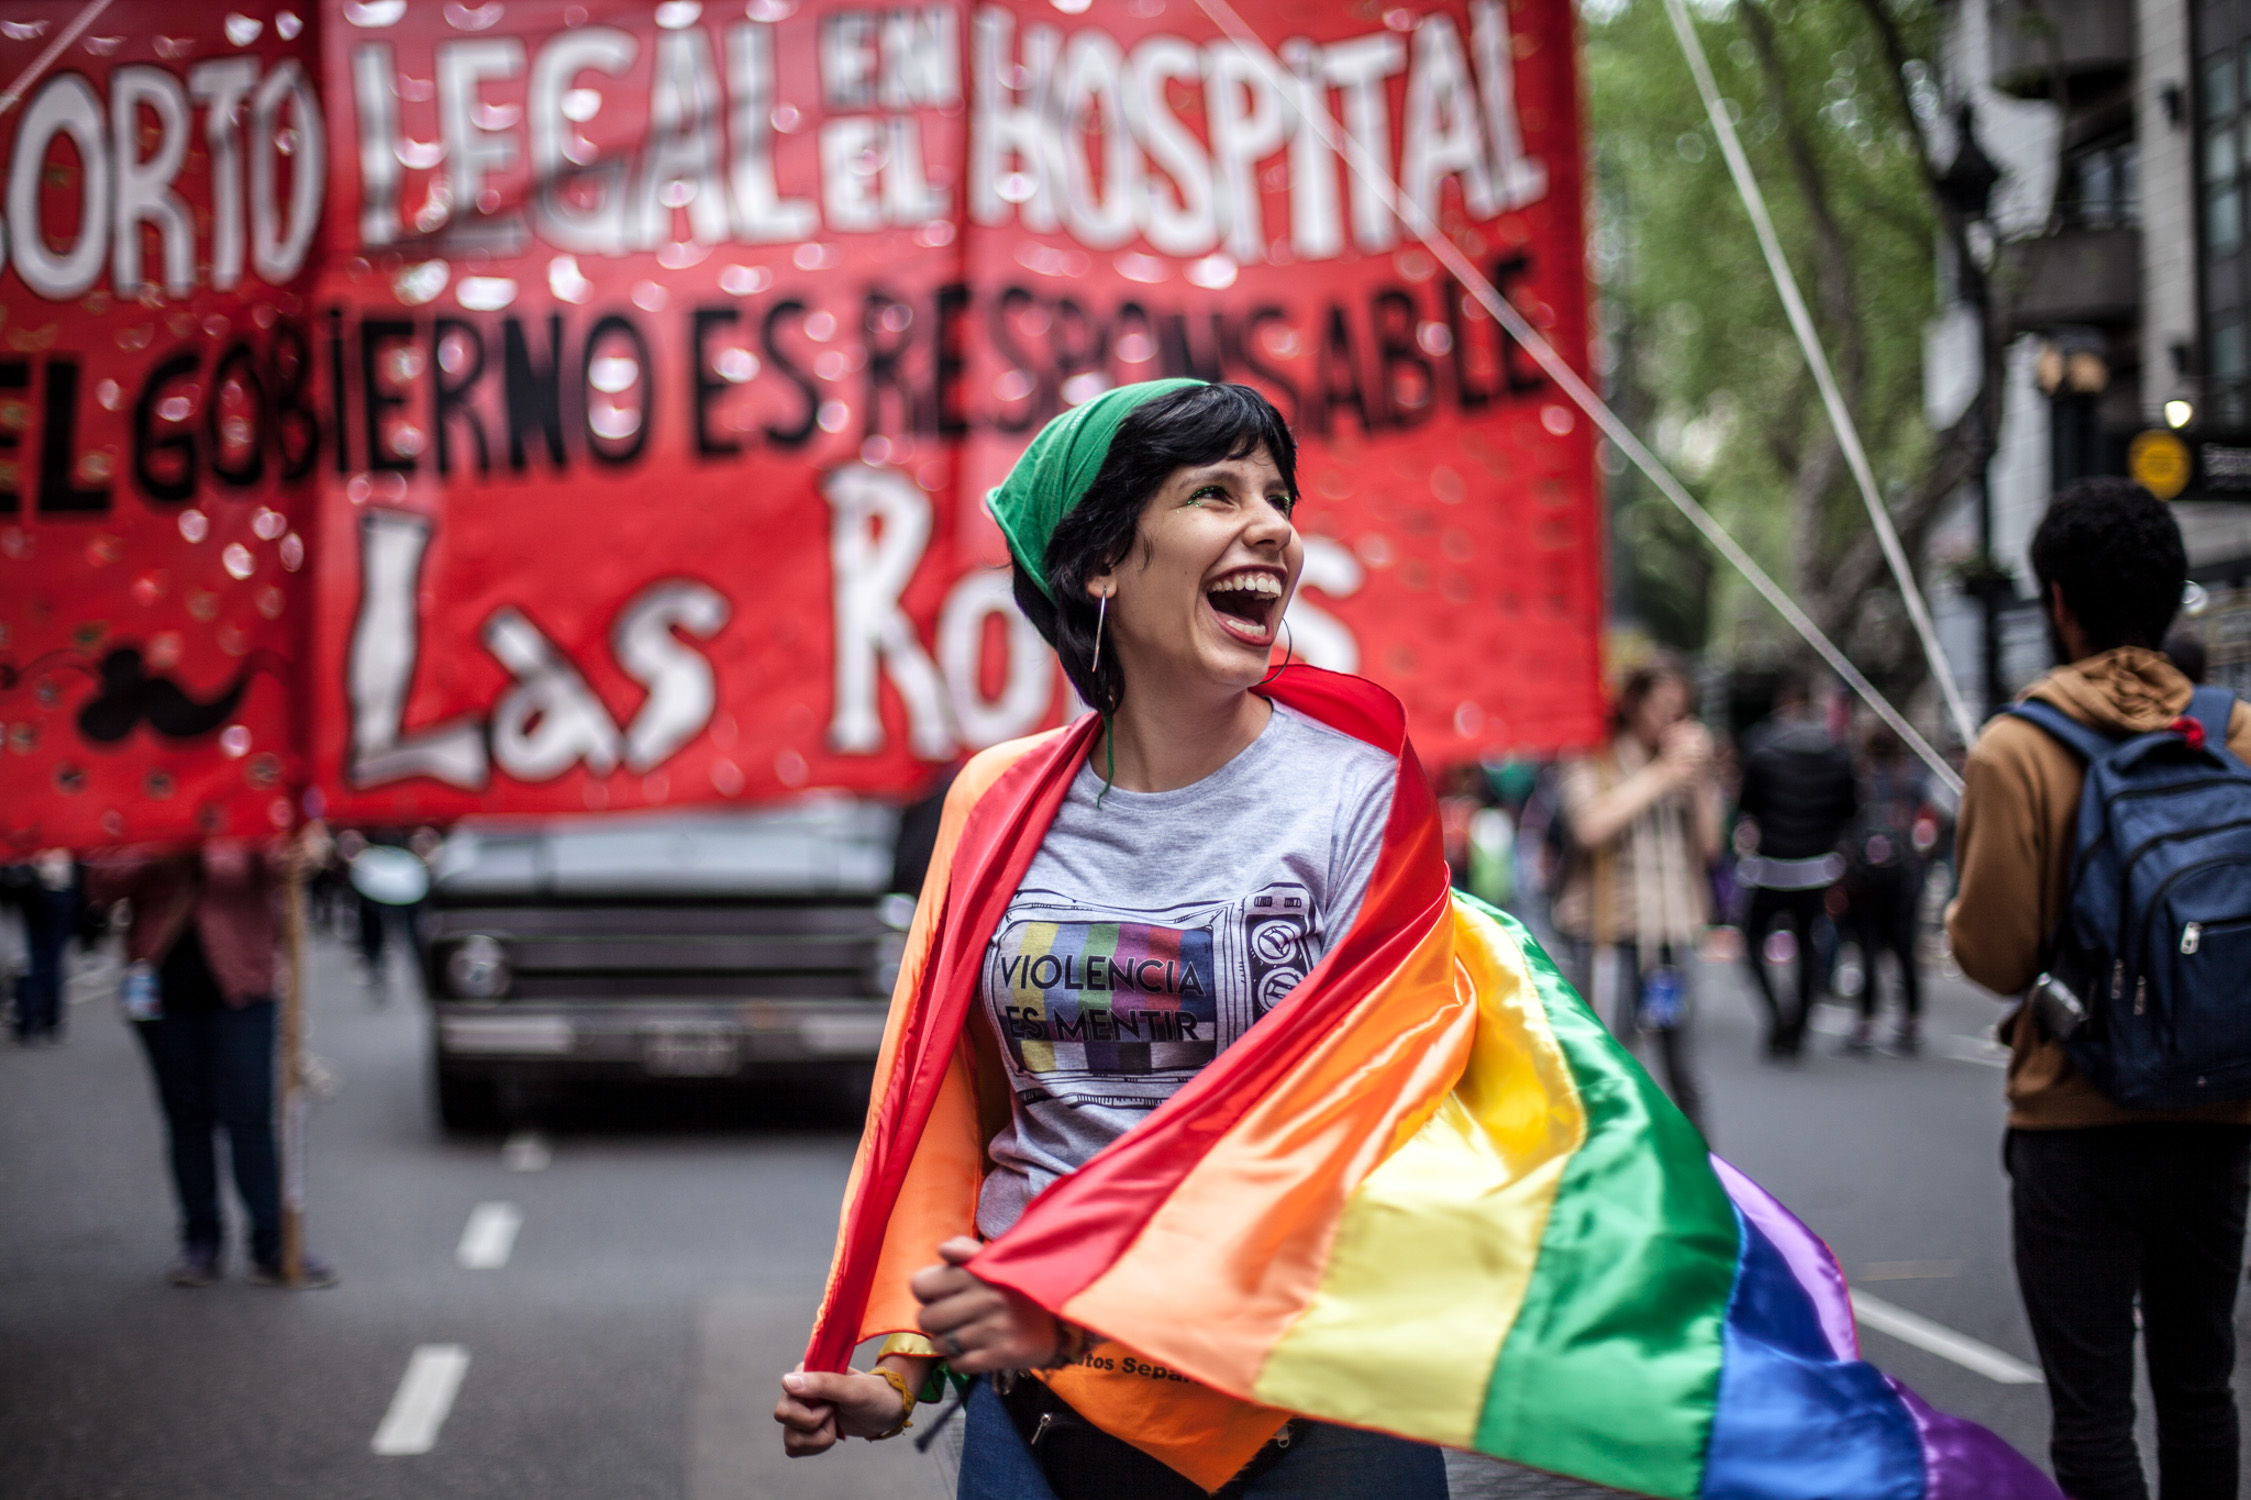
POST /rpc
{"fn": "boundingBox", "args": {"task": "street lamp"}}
[2166,398,2195,429]
[1935,104,2001,219]
[1934,105,2010,719]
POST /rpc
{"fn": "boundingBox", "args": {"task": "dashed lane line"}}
[372,1345,471,1456]
[457,1202,522,1269]
[1850,1292,2042,1384]
[1859,1259,1962,1282]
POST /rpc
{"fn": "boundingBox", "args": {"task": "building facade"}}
[1926,0,2251,712]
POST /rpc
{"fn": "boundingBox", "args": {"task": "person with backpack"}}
[1948,477,2251,1500]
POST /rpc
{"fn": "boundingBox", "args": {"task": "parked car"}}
[418,800,910,1129]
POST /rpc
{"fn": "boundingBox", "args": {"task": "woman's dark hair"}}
[1012,382,1298,716]
[1607,653,1695,737]
[2029,477,2187,654]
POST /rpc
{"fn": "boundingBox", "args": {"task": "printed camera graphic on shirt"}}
[1245,886,1315,1020]
[990,921,1219,1078]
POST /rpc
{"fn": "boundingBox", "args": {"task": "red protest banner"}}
[308,0,973,819]
[4,0,1602,846]
[951,0,1600,749]
[308,0,1602,827]
[0,2,324,854]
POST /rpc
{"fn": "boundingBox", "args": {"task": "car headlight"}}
[446,935,511,1000]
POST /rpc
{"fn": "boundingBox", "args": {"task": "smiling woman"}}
[1006,381,1305,793]
[772,381,1439,1498]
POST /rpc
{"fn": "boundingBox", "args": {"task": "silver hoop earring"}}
[1257,619,1295,688]
[1090,593,1109,676]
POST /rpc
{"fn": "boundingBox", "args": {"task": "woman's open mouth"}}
[1203,568,1284,647]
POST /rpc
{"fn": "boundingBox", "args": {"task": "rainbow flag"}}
[808,669,2056,1498]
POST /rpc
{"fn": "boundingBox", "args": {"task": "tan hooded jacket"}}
[1947,647,2251,1128]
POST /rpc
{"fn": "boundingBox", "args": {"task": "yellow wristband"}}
[866,1365,915,1441]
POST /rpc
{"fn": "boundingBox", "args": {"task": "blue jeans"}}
[132,1000,283,1266]
[1555,939,1704,1136]
[957,1376,1448,1500]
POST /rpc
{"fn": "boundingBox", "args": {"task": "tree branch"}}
[1813,411,1983,645]
[1737,1,1868,401]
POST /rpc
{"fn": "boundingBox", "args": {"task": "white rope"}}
[1661,0,1979,751]
[1191,0,1964,796]
[0,0,113,117]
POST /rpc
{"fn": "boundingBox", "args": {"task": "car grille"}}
[423,899,896,1004]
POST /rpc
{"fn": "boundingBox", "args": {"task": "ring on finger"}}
[942,1331,965,1359]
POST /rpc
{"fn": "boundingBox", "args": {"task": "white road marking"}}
[1806,1011,2007,1066]
[1926,1032,2010,1068]
[63,939,124,1008]
[372,1345,471,1456]
[501,1131,551,1172]
[1851,1292,2043,1384]
[456,1202,522,1269]
[1859,1259,1962,1282]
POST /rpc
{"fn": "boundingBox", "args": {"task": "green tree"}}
[1587,0,1995,702]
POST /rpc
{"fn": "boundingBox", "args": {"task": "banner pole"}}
[280,861,309,1286]
[0,0,113,116]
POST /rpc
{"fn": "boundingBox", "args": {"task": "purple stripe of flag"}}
[1712,1155,2058,1500]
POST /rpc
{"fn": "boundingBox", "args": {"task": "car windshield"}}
[432,801,900,897]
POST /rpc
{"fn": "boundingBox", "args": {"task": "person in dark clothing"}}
[3,850,82,1043]
[357,887,389,973]
[140,921,286,1277]
[346,828,430,1001]
[1734,672,1858,1057]
[1841,726,1929,1055]
[347,829,396,982]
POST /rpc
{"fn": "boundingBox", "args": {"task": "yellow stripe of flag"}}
[1251,903,1589,1447]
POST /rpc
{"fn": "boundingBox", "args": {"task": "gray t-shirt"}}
[974,702,1398,1238]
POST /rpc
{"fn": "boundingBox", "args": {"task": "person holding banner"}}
[779,382,2058,1500]
[88,835,336,1290]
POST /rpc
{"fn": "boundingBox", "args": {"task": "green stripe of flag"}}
[1464,901,1739,1499]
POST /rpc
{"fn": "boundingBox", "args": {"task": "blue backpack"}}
[2009,686,2251,1109]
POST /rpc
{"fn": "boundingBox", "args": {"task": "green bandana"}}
[985,378,1207,599]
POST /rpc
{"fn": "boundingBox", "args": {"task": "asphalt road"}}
[3,923,2245,1498]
